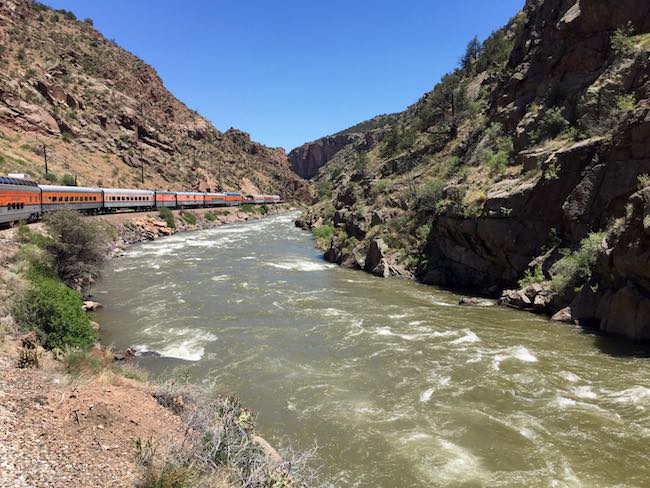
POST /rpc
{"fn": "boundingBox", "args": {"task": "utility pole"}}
[42,144,48,175]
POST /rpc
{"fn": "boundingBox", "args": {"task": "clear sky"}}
[43,0,523,151]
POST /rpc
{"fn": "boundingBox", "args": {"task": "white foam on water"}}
[492,346,538,370]
[431,439,484,484]
[560,371,581,383]
[389,313,410,319]
[267,259,336,272]
[555,395,577,408]
[571,386,598,400]
[420,388,434,403]
[450,330,480,345]
[210,275,230,281]
[153,328,218,362]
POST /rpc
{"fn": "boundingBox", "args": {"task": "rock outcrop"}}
[289,133,371,179]
[298,0,650,341]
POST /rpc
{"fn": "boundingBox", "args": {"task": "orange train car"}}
[0,177,41,225]
[40,185,103,213]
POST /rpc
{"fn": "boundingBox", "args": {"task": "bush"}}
[533,107,569,143]
[518,264,545,288]
[159,207,176,229]
[550,232,606,292]
[43,210,108,289]
[44,172,58,183]
[180,211,197,225]
[13,271,96,350]
[241,204,255,213]
[611,29,635,56]
[61,174,76,186]
[415,178,445,214]
[258,204,269,215]
[204,211,215,222]
[316,181,332,200]
[312,224,334,249]
[638,174,650,190]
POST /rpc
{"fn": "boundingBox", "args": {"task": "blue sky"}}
[43,0,523,150]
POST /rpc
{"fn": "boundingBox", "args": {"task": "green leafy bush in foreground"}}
[13,271,96,350]
[204,211,216,222]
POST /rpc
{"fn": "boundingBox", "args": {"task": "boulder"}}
[551,307,574,324]
[364,238,388,276]
[82,300,103,312]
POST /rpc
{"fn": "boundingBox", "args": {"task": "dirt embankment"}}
[0,206,296,487]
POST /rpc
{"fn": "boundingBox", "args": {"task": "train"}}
[0,175,282,226]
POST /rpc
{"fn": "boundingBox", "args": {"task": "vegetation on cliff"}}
[298,0,650,340]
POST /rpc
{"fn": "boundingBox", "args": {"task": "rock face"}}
[0,0,311,202]
[299,0,650,341]
[289,133,369,179]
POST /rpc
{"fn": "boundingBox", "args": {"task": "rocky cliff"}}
[288,114,397,179]
[0,0,311,201]
[298,0,650,340]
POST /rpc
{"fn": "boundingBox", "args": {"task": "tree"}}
[460,36,482,72]
[43,210,110,289]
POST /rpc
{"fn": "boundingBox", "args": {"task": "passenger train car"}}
[0,177,283,226]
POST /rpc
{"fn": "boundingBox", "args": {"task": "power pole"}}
[42,144,48,175]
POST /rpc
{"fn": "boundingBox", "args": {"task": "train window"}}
[58,197,63,202]
[92,197,96,201]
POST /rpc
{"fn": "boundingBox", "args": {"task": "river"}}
[94,211,650,487]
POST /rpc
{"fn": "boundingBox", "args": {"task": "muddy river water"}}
[95,211,650,487]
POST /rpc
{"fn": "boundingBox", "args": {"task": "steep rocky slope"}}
[288,114,397,179]
[0,0,310,200]
[298,0,650,340]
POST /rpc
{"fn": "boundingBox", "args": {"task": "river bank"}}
[0,205,314,488]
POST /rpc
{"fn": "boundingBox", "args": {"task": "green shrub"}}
[44,172,58,183]
[312,224,334,249]
[61,173,76,186]
[415,178,445,214]
[159,207,176,229]
[616,94,635,113]
[533,107,569,143]
[180,211,197,225]
[611,29,635,56]
[550,232,606,292]
[316,181,332,200]
[43,210,108,288]
[638,174,650,190]
[13,272,96,350]
[241,203,255,213]
[415,223,431,241]
[518,264,545,288]
[258,204,269,215]
[204,211,216,222]
[64,349,103,377]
